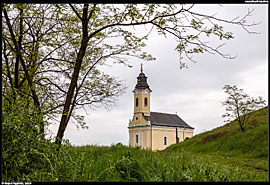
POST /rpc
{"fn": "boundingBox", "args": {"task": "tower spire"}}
[134,63,151,91]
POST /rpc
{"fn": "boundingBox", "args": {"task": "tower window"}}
[136,135,139,143]
[164,136,167,145]
[136,98,138,107]
[144,97,147,107]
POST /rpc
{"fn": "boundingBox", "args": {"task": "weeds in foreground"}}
[39,144,267,181]
[2,141,268,181]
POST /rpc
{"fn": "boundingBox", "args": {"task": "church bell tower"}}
[130,64,152,127]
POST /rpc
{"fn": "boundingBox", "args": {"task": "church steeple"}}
[132,64,152,118]
[135,63,151,91]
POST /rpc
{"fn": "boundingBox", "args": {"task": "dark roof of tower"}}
[135,72,151,90]
[143,112,194,129]
[135,64,151,90]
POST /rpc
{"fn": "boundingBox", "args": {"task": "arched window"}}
[144,97,147,107]
[136,98,138,107]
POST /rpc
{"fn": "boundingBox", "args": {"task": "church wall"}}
[130,113,149,127]
[129,126,194,151]
[133,89,151,116]
[175,128,194,142]
[151,126,194,151]
[129,127,151,150]
[181,128,194,141]
[151,126,177,151]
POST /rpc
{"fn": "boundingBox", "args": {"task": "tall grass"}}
[40,143,266,181]
[3,141,268,181]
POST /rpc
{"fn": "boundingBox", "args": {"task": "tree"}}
[3,4,260,145]
[2,4,126,139]
[221,85,266,131]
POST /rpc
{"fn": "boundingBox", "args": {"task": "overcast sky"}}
[48,4,268,146]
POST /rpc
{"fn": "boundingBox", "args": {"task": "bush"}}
[2,97,71,181]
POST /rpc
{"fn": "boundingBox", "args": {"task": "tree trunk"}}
[55,4,89,146]
[238,119,245,132]
[55,42,87,145]
[239,124,245,132]
[236,102,245,132]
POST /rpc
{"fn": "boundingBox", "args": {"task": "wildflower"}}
[55,178,58,181]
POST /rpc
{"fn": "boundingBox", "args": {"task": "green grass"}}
[50,144,264,181]
[3,107,268,181]
[165,106,268,157]
[164,106,268,181]
[60,106,267,182]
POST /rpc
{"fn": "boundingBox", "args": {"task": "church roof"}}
[144,112,194,129]
[134,64,151,91]
[135,72,151,90]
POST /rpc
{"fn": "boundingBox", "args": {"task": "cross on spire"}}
[141,63,143,73]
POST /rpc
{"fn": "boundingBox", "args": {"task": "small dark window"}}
[136,117,138,120]
[136,135,139,143]
[164,136,167,145]
[144,97,147,107]
[136,98,138,107]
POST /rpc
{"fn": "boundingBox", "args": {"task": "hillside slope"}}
[165,106,268,158]
[163,106,268,177]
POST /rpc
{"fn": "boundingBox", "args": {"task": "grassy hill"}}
[165,106,268,157]
[163,106,268,179]
[62,106,267,182]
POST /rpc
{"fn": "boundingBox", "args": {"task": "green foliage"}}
[2,97,71,181]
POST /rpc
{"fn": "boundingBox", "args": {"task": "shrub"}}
[2,97,71,181]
